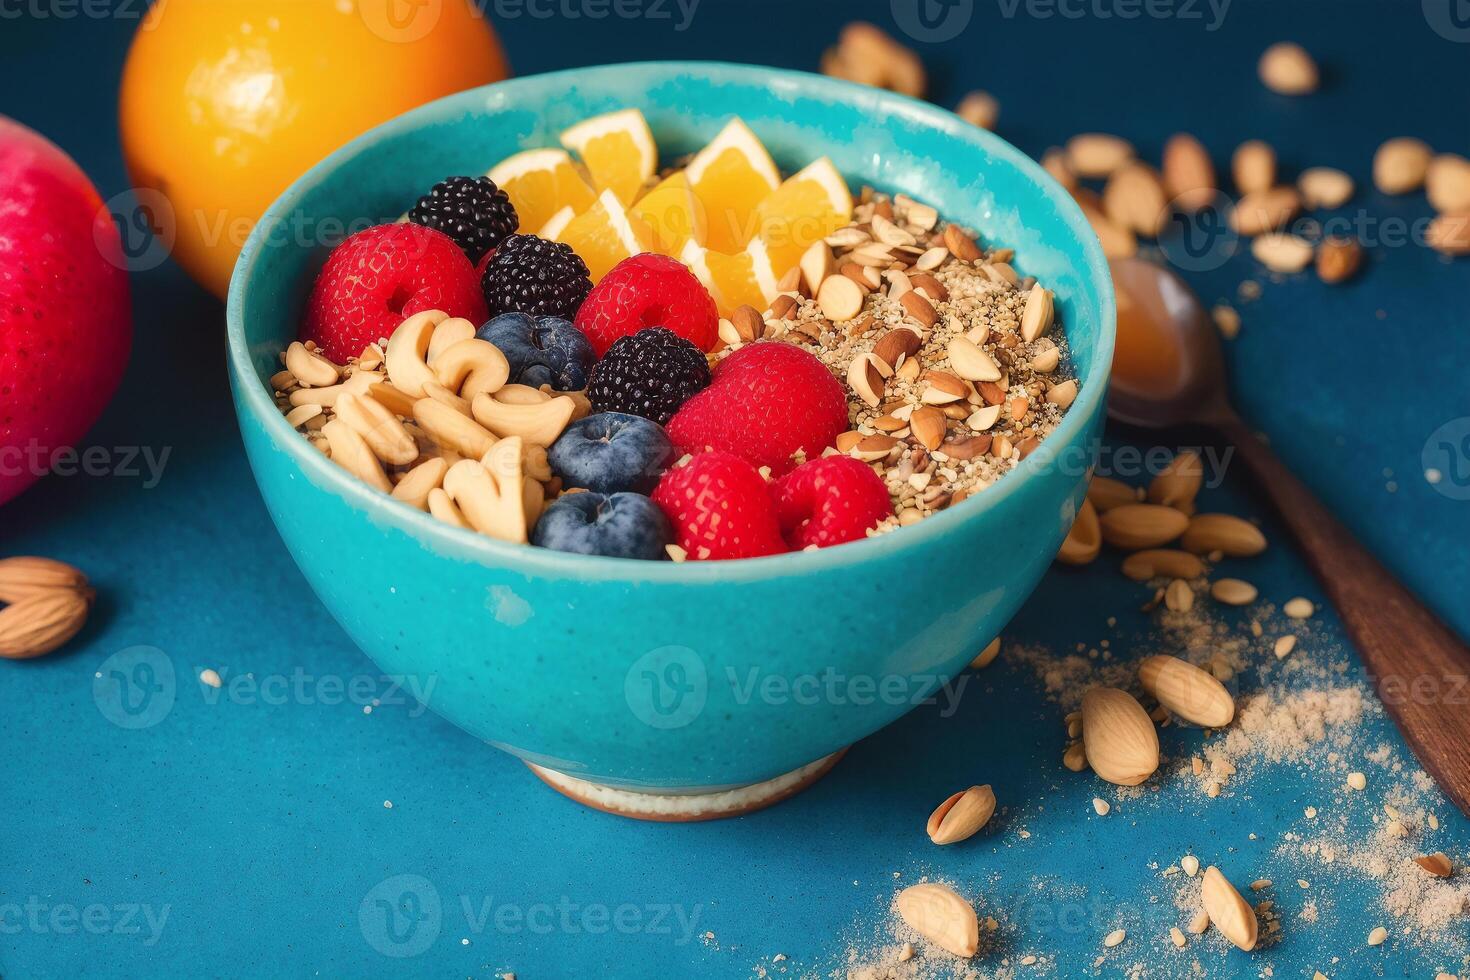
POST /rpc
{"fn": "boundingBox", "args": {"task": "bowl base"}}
[526,750,847,822]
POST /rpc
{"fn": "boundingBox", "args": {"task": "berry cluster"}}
[296,178,892,561]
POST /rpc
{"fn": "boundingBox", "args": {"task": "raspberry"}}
[407,176,517,263]
[575,252,719,356]
[772,456,892,550]
[666,341,848,474]
[586,327,710,425]
[651,452,786,561]
[300,223,486,363]
[481,233,592,321]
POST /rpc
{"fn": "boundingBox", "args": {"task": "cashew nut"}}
[422,380,471,416]
[494,383,553,405]
[426,317,476,362]
[336,392,418,466]
[285,341,340,387]
[413,397,498,459]
[322,419,391,493]
[470,392,575,447]
[384,309,449,397]
[433,338,510,401]
[391,457,449,511]
[288,368,379,407]
[367,381,418,418]
[426,488,468,528]
[442,437,527,543]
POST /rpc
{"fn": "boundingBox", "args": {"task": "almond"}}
[730,305,765,342]
[1138,655,1235,727]
[1258,42,1317,95]
[899,289,938,328]
[1104,162,1168,237]
[1230,187,1301,236]
[1413,852,1452,878]
[1316,236,1363,283]
[895,884,979,957]
[1147,451,1203,510]
[1087,476,1140,513]
[1251,233,1314,273]
[1427,154,1470,213]
[0,556,89,603]
[1232,140,1277,194]
[1020,283,1054,342]
[818,274,866,321]
[1081,687,1160,786]
[1210,578,1259,606]
[955,91,999,130]
[909,273,948,302]
[0,587,93,660]
[851,433,899,462]
[1120,549,1204,582]
[1427,211,1470,256]
[926,785,996,845]
[921,370,970,404]
[1057,499,1101,566]
[847,352,888,407]
[1066,133,1134,179]
[1162,133,1217,211]
[942,225,982,262]
[946,335,1001,382]
[1045,379,1077,410]
[1099,503,1190,549]
[1201,867,1259,951]
[1079,202,1137,258]
[910,406,947,451]
[1374,137,1433,195]
[873,328,922,370]
[1298,167,1354,209]
[1181,513,1267,556]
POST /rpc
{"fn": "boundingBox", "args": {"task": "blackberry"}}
[407,176,517,262]
[481,234,593,320]
[586,327,710,425]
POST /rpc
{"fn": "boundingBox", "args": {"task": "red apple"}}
[0,116,132,506]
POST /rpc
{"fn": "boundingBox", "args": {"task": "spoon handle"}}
[1213,411,1470,815]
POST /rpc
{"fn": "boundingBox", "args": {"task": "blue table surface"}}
[3,2,1468,977]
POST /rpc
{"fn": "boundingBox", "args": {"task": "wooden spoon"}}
[1108,256,1470,815]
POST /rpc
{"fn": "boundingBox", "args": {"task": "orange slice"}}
[487,148,596,234]
[559,108,657,206]
[630,172,707,256]
[684,118,780,253]
[538,205,576,241]
[753,157,853,276]
[681,238,778,317]
[556,189,655,282]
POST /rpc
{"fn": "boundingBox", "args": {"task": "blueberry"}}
[476,312,596,391]
[548,412,674,495]
[531,492,671,560]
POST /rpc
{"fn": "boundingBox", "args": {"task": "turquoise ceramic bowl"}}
[226,62,1114,794]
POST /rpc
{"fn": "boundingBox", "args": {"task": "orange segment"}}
[684,118,780,253]
[630,172,707,256]
[559,108,657,206]
[487,148,596,234]
[681,238,778,317]
[557,189,655,282]
[538,205,576,241]
[753,157,853,276]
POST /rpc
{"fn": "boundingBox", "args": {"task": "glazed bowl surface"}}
[226,61,1114,791]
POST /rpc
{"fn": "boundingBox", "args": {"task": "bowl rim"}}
[226,59,1115,585]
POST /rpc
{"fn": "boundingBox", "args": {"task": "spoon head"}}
[1106,257,1229,429]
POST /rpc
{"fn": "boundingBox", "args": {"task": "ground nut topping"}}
[719,190,1077,526]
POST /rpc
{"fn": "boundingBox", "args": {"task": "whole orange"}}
[119,0,509,298]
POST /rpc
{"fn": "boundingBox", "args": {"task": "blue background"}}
[2,1,1468,977]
